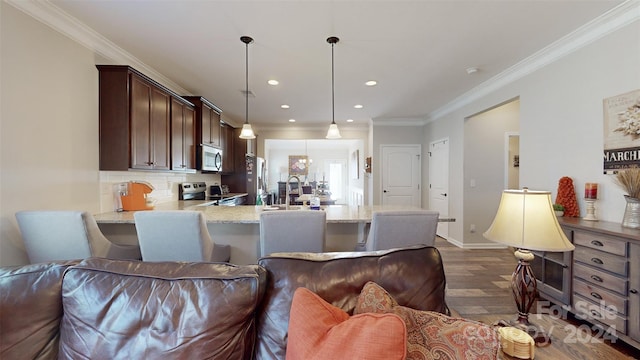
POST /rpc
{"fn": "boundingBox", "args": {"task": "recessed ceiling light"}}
[281,104,290,109]
[268,79,279,85]
[365,80,377,86]
[288,119,296,122]
[347,119,354,122]
[354,104,363,109]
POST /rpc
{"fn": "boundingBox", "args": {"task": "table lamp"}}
[483,188,575,346]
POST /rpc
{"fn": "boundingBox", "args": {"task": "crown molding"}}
[428,0,640,122]
[5,0,191,95]
[372,117,426,126]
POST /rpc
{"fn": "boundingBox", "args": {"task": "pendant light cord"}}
[331,40,335,125]
[245,39,249,125]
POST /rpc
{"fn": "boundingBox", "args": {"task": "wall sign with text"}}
[603,89,640,173]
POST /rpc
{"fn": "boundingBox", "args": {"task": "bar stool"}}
[259,210,326,257]
[15,210,141,263]
[134,210,230,262]
[358,210,439,251]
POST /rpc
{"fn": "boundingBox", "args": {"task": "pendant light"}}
[239,36,256,140]
[326,36,342,139]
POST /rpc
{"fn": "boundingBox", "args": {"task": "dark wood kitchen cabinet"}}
[97,65,186,171]
[184,96,222,148]
[170,97,196,172]
[220,121,235,174]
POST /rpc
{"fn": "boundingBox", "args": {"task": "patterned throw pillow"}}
[286,287,407,360]
[355,281,500,360]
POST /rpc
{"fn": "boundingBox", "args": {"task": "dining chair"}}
[15,210,141,263]
[358,210,439,251]
[259,210,326,257]
[133,210,230,262]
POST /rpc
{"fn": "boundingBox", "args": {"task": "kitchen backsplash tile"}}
[99,171,220,213]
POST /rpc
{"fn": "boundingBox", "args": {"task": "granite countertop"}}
[94,203,455,225]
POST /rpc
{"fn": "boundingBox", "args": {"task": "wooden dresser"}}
[556,218,640,350]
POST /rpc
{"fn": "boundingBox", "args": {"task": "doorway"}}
[505,132,520,189]
[429,138,449,239]
[381,144,421,207]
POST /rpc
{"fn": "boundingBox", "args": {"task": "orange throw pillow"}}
[285,287,407,360]
[355,281,500,360]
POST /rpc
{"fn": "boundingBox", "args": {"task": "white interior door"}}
[381,145,421,206]
[429,138,449,239]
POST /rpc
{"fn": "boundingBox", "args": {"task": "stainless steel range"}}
[178,182,207,201]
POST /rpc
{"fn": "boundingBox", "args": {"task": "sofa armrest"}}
[0,261,78,360]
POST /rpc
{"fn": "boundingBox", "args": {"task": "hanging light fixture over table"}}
[239,36,256,140]
[326,36,341,139]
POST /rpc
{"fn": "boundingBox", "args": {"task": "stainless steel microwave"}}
[201,145,222,172]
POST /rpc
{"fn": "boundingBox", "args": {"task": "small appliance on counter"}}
[118,181,155,211]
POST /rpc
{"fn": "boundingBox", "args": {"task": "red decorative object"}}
[555,177,580,217]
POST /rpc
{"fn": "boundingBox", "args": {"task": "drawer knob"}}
[590,292,603,300]
[590,309,602,318]
[590,240,604,247]
[591,257,604,265]
[631,289,639,294]
[590,275,603,282]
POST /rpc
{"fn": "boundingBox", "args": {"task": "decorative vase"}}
[622,195,640,229]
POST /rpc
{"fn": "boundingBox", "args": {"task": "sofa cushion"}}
[355,281,500,360]
[256,246,448,360]
[58,258,266,360]
[0,261,77,360]
[286,287,407,360]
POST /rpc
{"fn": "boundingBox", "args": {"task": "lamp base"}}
[493,317,551,347]
[504,249,551,347]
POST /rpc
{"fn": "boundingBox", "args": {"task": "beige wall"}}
[425,18,640,247]
[1,3,218,266]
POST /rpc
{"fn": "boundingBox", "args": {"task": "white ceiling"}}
[43,0,624,130]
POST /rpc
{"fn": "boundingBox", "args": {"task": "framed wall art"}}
[603,89,640,173]
[289,155,309,176]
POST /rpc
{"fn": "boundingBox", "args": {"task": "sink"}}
[262,205,303,211]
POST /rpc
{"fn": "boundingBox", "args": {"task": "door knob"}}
[383,190,388,193]
[441,193,447,197]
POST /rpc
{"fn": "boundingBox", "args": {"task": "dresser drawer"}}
[574,246,628,276]
[573,262,627,295]
[573,231,627,256]
[574,278,627,315]
[573,293,627,334]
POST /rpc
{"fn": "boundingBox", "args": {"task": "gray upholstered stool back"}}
[134,210,230,262]
[259,210,326,257]
[364,210,439,251]
[16,210,140,263]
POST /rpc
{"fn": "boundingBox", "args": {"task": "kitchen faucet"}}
[285,175,301,210]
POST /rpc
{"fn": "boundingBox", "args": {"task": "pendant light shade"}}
[326,36,342,139]
[239,36,256,140]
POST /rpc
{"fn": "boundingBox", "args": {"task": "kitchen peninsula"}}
[95,203,454,264]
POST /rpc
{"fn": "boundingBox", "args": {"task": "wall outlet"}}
[470,224,476,233]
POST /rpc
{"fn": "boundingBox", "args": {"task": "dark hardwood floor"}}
[435,236,640,359]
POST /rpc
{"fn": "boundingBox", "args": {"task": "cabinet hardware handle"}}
[591,257,604,265]
[590,309,602,318]
[631,289,638,294]
[561,264,569,268]
[590,292,603,300]
[590,275,603,282]
[590,240,604,247]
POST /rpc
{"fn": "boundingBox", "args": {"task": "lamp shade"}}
[239,123,256,139]
[326,123,341,139]
[483,189,575,252]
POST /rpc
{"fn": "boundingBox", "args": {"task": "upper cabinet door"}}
[171,98,196,171]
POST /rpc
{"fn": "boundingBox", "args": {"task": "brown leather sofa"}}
[0,246,448,360]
